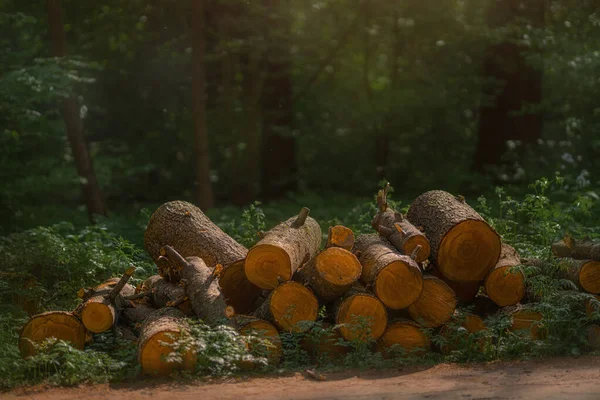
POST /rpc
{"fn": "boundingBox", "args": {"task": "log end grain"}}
[408,276,457,328]
[219,260,262,314]
[315,247,362,288]
[438,219,501,282]
[269,282,319,332]
[403,234,431,264]
[80,298,115,333]
[509,309,545,340]
[580,261,600,294]
[245,244,292,289]
[327,225,355,251]
[335,294,387,341]
[376,320,430,357]
[19,311,87,358]
[430,267,481,304]
[139,330,197,376]
[485,265,526,307]
[374,260,423,310]
[239,319,282,365]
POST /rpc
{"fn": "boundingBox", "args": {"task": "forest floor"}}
[6,355,600,400]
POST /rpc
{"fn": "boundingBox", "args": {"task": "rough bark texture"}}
[326,225,355,251]
[245,208,322,289]
[19,311,87,358]
[376,319,430,357]
[120,304,158,335]
[219,260,262,315]
[144,200,248,270]
[407,275,457,328]
[406,190,501,282]
[354,234,423,309]
[143,275,193,316]
[330,284,388,341]
[294,247,362,304]
[138,307,196,376]
[252,281,319,333]
[484,244,526,306]
[430,266,481,304]
[558,258,600,294]
[230,315,282,365]
[552,238,600,261]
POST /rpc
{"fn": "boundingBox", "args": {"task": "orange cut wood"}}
[377,320,430,357]
[331,285,388,341]
[430,267,480,304]
[19,311,87,358]
[326,225,355,251]
[507,306,545,340]
[219,260,262,315]
[253,281,318,332]
[408,276,457,328]
[484,244,526,306]
[233,315,282,365]
[559,259,600,294]
[439,313,487,353]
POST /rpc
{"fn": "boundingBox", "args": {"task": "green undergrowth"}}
[1,173,600,389]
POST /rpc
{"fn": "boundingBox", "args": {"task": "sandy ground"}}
[6,356,600,400]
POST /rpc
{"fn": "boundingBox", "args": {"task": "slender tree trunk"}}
[473,0,545,172]
[46,0,107,222]
[260,0,296,200]
[192,0,214,209]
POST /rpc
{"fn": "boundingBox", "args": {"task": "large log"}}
[430,266,481,304]
[245,208,322,289]
[407,275,457,328]
[162,246,230,325]
[143,275,193,316]
[376,320,430,357]
[552,237,600,260]
[253,281,318,333]
[484,244,526,306]
[19,311,87,358]
[372,184,431,263]
[330,285,388,341]
[231,315,282,365]
[354,234,423,309]
[294,247,362,304]
[558,258,600,294]
[138,307,197,376]
[144,200,248,271]
[218,260,262,315]
[77,268,136,333]
[406,190,501,282]
[120,304,157,334]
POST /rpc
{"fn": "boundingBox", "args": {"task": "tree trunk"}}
[230,315,282,365]
[120,304,157,335]
[557,258,600,294]
[245,207,322,289]
[407,275,457,328]
[406,190,501,282]
[218,260,263,315]
[552,238,600,261]
[45,0,107,222]
[138,307,197,376]
[376,320,430,358]
[144,200,248,271]
[473,0,545,172]
[192,0,214,209]
[354,234,423,309]
[19,311,87,358]
[252,281,318,333]
[484,244,526,306]
[143,275,194,316]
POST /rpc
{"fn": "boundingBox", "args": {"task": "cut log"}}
[376,320,430,357]
[587,325,600,349]
[231,315,282,365]
[558,258,600,294]
[505,305,545,340]
[407,276,457,328]
[77,268,136,333]
[406,190,501,281]
[430,266,480,304]
[294,247,362,304]
[326,225,355,251]
[330,285,388,341]
[162,246,230,325]
[354,234,423,309]
[19,311,87,358]
[253,281,318,332]
[586,295,600,320]
[484,244,526,306]
[219,260,263,315]
[138,307,197,376]
[245,207,322,289]
[372,184,431,263]
[301,324,348,362]
[439,312,487,353]
[144,200,248,271]
[552,237,600,260]
[120,304,157,334]
[143,275,193,316]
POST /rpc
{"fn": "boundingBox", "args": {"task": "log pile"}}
[18,189,600,375]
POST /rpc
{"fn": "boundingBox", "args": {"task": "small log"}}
[372,184,431,263]
[354,234,423,309]
[407,275,457,328]
[77,268,136,333]
[326,225,355,251]
[231,315,282,365]
[144,200,248,271]
[504,305,545,340]
[162,246,230,325]
[406,190,501,282]
[301,324,348,362]
[551,237,600,260]
[376,320,430,357]
[138,307,197,376]
[586,295,600,320]
[253,281,318,333]
[558,258,600,294]
[430,266,481,304]
[330,284,388,341]
[587,324,600,349]
[484,244,526,306]
[245,207,322,289]
[219,260,263,315]
[438,312,487,354]
[294,247,362,304]
[19,311,87,358]
[143,275,193,316]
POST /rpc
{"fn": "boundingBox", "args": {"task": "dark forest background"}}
[2,0,599,233]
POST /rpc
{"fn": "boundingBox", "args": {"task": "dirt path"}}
[7,356,600,400]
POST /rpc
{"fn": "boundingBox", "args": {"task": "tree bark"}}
[143,275,194,316]
[46,0,107,222]
[192,0,214,209]
[552,238,600,261]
